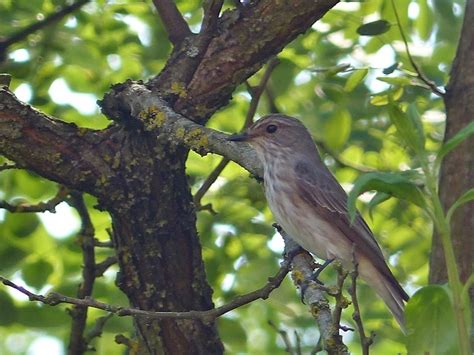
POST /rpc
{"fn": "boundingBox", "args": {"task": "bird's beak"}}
[227,132,249,142]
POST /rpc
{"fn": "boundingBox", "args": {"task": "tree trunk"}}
[429,0,474,338]
[104,130,222,353]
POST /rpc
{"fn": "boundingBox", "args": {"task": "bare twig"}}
[95,256,118,277]
[0,0,90,56]
[332,261,350,331]
[193,58,279,209]
[390,0,444,97]
[84,314,113,345]
[349,246,374,355]
[0,254,291,323]
[201,0,224,33]
[268,321,298,355]
[0,162,18,172]
[0,186,69,213]
[93,239,113,248]
[67,193,97,355]
[152,0,192,45]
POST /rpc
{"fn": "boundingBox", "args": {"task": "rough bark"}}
[429,0,474,332]
[0,0,339,353]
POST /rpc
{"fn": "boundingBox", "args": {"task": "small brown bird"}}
[229,114,409,331]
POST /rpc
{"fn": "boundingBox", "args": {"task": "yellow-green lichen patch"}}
[138,106,166,130]
[182,128,209,154]
[170,82,188,98]
[291,270,304,284]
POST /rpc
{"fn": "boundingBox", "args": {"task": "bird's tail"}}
[359,259,409,333]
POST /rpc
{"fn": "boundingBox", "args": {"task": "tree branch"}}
[280,232,349,354]
[0,88,117,196]
[67,193,97,355]
[0,253,291,323]
[390,0,445,97]
[152,0,192,45]
[349,247,374,355]
[0,0,90,58]
[0,185,69,213]
[201,0,224,34]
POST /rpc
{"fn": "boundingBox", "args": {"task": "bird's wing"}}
[294,161,408,300]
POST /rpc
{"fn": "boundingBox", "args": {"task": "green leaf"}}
[407,104,426,151]
[383,62,399,75]
[369,86,403,106]
[5,212,39,238]
[388,104,425,153]
[376,76,412,86]
[356,20,391,36]
[446,188,474,224]
[0,291,17,325]
[344,69,368,92]
[348,172,426,222]
[406,285,458,355]
[367,192,391,219]
[323,108,352,150]
[22,259,54,289]
[436,121,474,167]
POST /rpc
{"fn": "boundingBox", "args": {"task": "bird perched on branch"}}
[228,114,409,332]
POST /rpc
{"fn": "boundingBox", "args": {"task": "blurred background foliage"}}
[0,0,466,353]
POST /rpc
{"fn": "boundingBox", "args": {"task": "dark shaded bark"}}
[0,0,339,353]
[429,0,474,336]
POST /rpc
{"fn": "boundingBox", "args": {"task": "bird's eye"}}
[266,124,278,133]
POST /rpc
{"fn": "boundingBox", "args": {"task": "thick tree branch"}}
[152,0,192,45]
[149,0,339,121]
[0,88,117,196]
[0,0,90,58]
[280,231,349,354]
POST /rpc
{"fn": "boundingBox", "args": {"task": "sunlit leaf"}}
[344,69,368,92]
[388,104,425,153]
[406,285,458,355]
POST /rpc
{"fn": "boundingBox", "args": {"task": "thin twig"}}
[0,163,18,172]
[268,321,297,355]
[0,254,291,323]
[152,0,192,45]
[93,239,113,248]
[193,58,279,209]
[390,0,444,97]
[95,256,118,277]
[84,314,114,345]
[201,0,224,33]
[0,0,90,55]
[332,261,350,331]
[0,186,69,213]
[349,246,374,355]
[67,193,97,355]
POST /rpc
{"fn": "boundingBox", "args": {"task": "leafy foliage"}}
[0,0,468,354]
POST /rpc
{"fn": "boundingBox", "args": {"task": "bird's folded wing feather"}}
[294,161,408,300]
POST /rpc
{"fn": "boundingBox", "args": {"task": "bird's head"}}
[228,114,315,163]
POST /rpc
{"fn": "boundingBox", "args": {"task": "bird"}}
[228,114,409,332]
